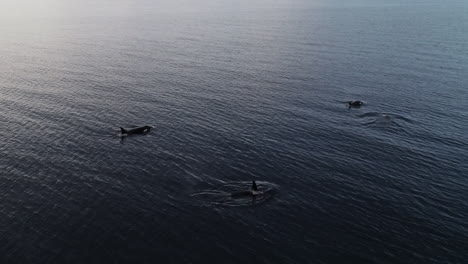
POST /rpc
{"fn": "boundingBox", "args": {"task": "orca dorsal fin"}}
[251,180,258,191]
[120,127,127,134]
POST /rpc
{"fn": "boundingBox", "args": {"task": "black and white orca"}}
[120,126,152,135]
[348,100,364,107]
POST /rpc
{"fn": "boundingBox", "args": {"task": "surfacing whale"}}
[230,181,261,198]
[120,126,152,135]
[191,180,277,207]
[348,100,364,108]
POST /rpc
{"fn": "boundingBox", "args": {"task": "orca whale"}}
[120,126,152,135]
[348,100,364,108]
[230,181,261,198]
[190,180,277,206]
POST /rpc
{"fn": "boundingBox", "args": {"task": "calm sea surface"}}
[1,0,467,263]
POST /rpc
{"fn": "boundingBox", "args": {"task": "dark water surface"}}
[1,0,467,263]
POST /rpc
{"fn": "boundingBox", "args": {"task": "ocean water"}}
[1,0,467,263]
